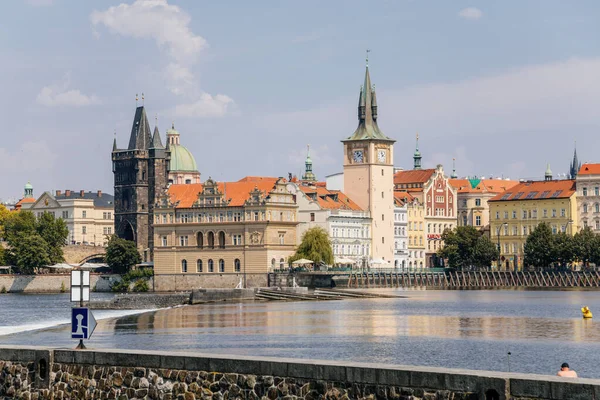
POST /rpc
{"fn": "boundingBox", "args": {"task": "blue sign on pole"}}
[71,307,96,340]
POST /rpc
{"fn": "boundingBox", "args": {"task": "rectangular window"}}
[62,211,69,219]
[543,209,547,217]
[552,209,556,217]
[522,210,527,219]
[513,226,517,236]
[279,233,285,245]
[382,214,385,221]
[475,198,481,206]
[179,235,188,246]
[254,212,259,221]
[82,211,87,218]
[532,209,537,218]
[523,226,527,235]
[82,226,87,235]
[381,191,384,199]
[504,211,509,219]
[596,187,599,196]
[234,212,242,221]
[583,187,588,196]
[512,211,517,219]
[162,236,167,246]
[496,211,500,220]
[107,227,112,234]
[561,209,566,217]
[103,227,107,235]
[382,237,385,244]
[475,216,481,226]
[552,225,558,234]
[310,213,315,222]
[233,234,242,245]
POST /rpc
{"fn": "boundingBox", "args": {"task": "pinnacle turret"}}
[413,133,422,170]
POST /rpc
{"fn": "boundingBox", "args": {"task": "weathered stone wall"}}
[154,273,268,290]
[2,347,600,400]
[0,274,120,293]
[62,245,106,264]
[89,292,190,310]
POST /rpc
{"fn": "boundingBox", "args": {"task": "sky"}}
[1,0,600,200]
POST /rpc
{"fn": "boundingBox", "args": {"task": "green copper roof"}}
[468,178,481,189]
[169,144,198,172]
[345,66,394,142]
[24,182,33,190]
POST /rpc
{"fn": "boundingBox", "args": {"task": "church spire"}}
[413,133,422,170]
[569,142,580,179]
[345,54,393,142]
[151,115,164,149]
[128,106,153,150]
[545,163,553,181]
[301,144,316,182]
[451,158,457,178]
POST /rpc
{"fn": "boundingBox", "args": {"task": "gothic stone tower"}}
[112,106,168,260]
[342,62,396,263]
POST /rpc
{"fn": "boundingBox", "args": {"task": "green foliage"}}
[60,281,66,293]
[3,211,36,244]
[0,286,6,294]
[438,226,497,269]
[105,235,141,274]
[573,227,597,266]
[0,245,5,266]
[132,279,149,292]
[36,212,69,264]
[111,279,130,293]
[552,232,576,267]
[0,204,10,239]
[524,223,554,268]
[289,227,333,266]
[8,234,51,274]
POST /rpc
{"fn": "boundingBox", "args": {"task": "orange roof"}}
[168,178,279,208]
[236,176,280,182]
[298,185,363,211]
[393,191,415,205]
[394,169,435,185]
[489,180,576,202]
[578,164,600,175]
[449,179,520,194]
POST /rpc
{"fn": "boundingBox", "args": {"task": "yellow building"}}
[407,198,426,269]
[153,177,298,289]
[489,179,577,271]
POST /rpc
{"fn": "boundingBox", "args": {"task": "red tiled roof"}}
[394,169,436,185]
[489,180,576,202]
[393,191,415,205]
[578,164,600,175]
[449,179,520,194]
[298,185,363,211]
[169,178,279,208]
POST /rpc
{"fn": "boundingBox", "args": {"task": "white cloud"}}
[458,7,483,20]
[36,75,100,107]
[172,93,235,118]
[91,0,234,116]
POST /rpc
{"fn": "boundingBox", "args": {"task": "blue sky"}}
[1,0,600,200]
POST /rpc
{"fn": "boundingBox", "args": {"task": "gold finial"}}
[135,93,138,106]
[141,92,145,105]
[366,49,371,67]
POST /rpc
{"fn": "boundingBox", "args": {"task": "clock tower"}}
[342,60,396,263]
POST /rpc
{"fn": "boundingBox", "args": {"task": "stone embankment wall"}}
[2,347,600,400]
[62,245,106,264]
[0,274,120,293]
[89,293,190,310]
[155,273,268,291]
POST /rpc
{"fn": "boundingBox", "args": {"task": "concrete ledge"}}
[1,346,600,400]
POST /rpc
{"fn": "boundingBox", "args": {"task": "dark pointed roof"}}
[345,66,394,142]
[112,137,118,151]
[152,126,164,149]
[569,145,580,178]
[128,106,153,150]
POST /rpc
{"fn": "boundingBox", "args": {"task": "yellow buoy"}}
[582,306,593,319]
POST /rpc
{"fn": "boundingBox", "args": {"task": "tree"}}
[472,235,499,269]
[0,204,10,239]
[524,223,554,269]
[3,211,36,245]
[36,212,69,264]
[552,232,576,268]
[8,234,51,274]
[438,226,481,269]
[574,227,597,267]
[105,235,141,274]
[0,245,5,266]
[289,227,333,266]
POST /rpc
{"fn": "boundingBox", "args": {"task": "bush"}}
[60,281,66,293]
[0,286,6,294]
[132,279,149,292]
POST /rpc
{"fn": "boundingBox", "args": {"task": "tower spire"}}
[451,158,457,179]
[302,144,316,182]
[413,133,422,170]
[545,163,553,181]
[112,129,118,151]
[569,141,580,179]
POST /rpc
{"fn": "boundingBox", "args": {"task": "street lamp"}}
[497,222,508,270]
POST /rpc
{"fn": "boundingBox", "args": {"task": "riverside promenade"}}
[1,346,599,400]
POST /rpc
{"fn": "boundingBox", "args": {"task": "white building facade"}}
[22,190,115,246]
[576,164,600,231]
[393,201,408,268]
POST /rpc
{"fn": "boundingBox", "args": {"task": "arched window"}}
[234,259,241,272]
[219,259,225,272]
[271,258,276,269]
[197,232,204,248]
[196,259,203,273]
[218,231,225,248]
[208,259,214,272]
[208,232,215,249]
[181,259,187,273]
[279,258,285,269]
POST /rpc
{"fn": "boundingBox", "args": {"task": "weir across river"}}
[346,270,600,289]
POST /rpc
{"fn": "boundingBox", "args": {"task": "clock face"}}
[377,149,386,163]
[352,150,364,163]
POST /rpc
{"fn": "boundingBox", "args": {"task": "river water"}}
[1,290,599,378]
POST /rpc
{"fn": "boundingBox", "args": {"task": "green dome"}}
[24,182,33,190]
[169,144,198,172]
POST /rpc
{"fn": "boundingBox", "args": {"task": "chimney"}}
[80,190,85,197]
[65,190,71,197]
[97,190,102,197]
[56,190,62,196]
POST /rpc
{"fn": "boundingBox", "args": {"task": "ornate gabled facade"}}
[152,177,299,289]
[342,61,395,264]
[112,106,168,260]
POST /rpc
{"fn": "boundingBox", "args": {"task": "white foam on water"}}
[0,309,157,336]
